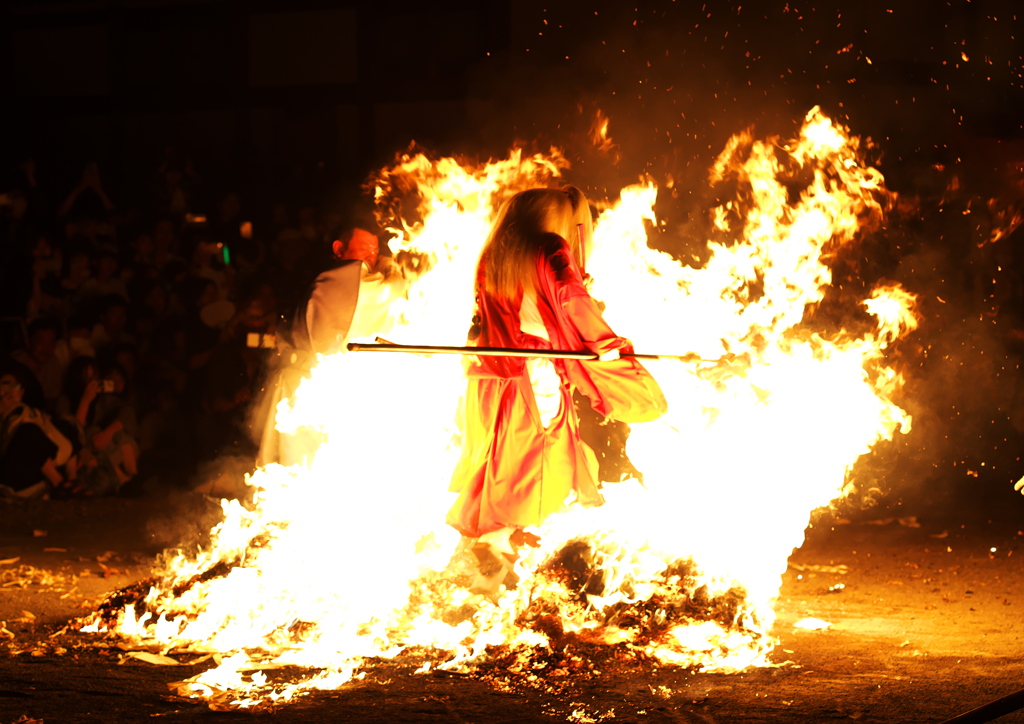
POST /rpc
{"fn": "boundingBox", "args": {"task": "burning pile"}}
[80,107,916,707]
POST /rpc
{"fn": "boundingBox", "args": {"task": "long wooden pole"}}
[346,341,707,362]
[939,687,1024,724]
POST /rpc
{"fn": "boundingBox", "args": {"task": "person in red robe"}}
[447,186,668,594]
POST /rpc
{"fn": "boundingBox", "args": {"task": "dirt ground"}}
[1,493,1023,724]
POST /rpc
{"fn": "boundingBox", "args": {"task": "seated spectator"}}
[160,258,189,317]
[133,378,195,493]
[0,354,45,411]
[0,365,72,498]
[210,191,243,247]
[130,307,157,359]
[8,158,47,230]
[128,278,167,358]
[179,278,224,372]
[197,291,274,460]
[0,180,39,317]
[26,234,65,320]
[78,250,130,311]
[296,205,319,245]
[91,293,135,355]
[10,317,65,411]
[104,343,141,411]
[55,314,96,368]
[142,317,188,395]
[56,356,139,495]
[270,228,313,319]
[60,244,94,310]
[155,147,197,221]
[127,231,157,275]
[133,277,170,323]
[93,232,117,255]
[152,217,183,271]
[266,201,289,242]
[188,232,233,302]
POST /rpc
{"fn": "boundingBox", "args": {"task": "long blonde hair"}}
[481,186,592,300]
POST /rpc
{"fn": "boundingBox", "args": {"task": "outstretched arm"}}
[539,238,666,423]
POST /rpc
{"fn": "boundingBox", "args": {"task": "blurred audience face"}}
[134,233,155,259]
[297,206,316,228]
[1,190,27,220]
[96,254,118,281]
[76,361,99,395]
[192,240,219,267]
[32,236,54,260]
[144,284,167,317]
[102,304,128,336]
[0,374,25,414]
[252,282,276,319]
[154,219,176,252]
[68,251,91,283]
[322,211,343,234]
[28,327,57,365]
[197,280,218,309]
[276,232,306,270]
[68,329,93,357]
[105,367,126,395]
[114,349,137,382]
[133,310,156,342]
[164,168,183,188]
[239,299,270,334]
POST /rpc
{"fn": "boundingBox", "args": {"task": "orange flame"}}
[81,107,916,705]
[589,109,621,163]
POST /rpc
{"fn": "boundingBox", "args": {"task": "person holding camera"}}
[55,356,139,495]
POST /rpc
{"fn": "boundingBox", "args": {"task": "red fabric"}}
[447,234,667,538]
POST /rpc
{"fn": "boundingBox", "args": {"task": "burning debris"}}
[77,107,916,708]
[1,563,69,590]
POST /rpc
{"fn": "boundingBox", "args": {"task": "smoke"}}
[143,487,228,552]
[823,173,1024,520]
[142,452,258,552]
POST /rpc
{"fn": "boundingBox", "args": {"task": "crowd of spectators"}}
[0,151,357,499]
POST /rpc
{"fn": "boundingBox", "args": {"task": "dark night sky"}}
[3,0,1024,520]
[488,1,1023,191]
[3,1,1022,194]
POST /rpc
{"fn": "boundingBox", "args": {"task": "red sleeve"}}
[538,236,632,356]
[537,237,666,422]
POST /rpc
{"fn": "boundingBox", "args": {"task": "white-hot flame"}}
[82,107,916,704]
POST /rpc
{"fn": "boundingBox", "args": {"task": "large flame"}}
[81,107,915,706]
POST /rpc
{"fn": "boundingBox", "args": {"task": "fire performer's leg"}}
[468,526,545,596]
[469,527,518,596]
[478,526,516,556]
